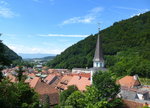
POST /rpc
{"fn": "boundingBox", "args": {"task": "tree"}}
[47,11,150,72]
[15,66,25,82]
[0,79,40,108]
[59,71,123,108]
[110,51,150,78]
[42,95,50,108]
[65,91,85,108]
[0,34,12,81]
[93,71,120,100]
[59,85,78,106]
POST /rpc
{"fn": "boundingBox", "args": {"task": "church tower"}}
[93,28,104,68]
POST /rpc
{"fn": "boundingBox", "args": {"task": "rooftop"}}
[118,76,141,88]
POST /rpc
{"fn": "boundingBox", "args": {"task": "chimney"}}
[79,76,81,80]
[133,74,138,80]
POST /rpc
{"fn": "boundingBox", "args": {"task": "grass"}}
[139,77,150,85]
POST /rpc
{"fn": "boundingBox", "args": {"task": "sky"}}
[0,0,150,55]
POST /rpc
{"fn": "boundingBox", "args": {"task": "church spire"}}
[93,25,104,68]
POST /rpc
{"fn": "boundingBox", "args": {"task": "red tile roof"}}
[25,78,32,83]
[70,73,91,78]
[67,76,91,91]
[44,74,57,84]
[118,76,140,88]
[56,75,73,90]
[35,80,58,95]
[7,74,17,83]
[29,77,40,88]
[28,73,36,78]
[34,79,59,106]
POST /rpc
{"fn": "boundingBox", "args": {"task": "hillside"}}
[4,45,22,60]
[47,11,150,72]
[0,41,22,65]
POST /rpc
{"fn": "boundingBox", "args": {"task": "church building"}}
[93,30,104,68]
[72,27,107,84]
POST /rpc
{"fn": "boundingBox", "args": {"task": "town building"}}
[117,75,150,107]
[72,28,107,84]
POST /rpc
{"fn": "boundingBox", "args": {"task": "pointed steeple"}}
[93,28,104,68]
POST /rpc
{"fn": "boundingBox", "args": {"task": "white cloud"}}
[38,34,89,38]
[116,6,149,17]
[116,7,149,12]
[60,7,103,25]
[0,7,13,18]
[8,44,63,54]
[0,0,8,6]
[62,16,95,25]
[0,0,18,18]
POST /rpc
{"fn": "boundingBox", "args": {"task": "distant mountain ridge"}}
[47,11,150,69]
[19,53,56,59]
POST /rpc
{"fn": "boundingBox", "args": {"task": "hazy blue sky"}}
[0,0,149,54]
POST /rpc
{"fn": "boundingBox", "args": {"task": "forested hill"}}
[47,11,150,71]
[0,41,22,65]
[4,44,22,60]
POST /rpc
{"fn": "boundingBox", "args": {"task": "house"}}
[56,75,73,90]
[28,76,59,107]
[70,73,91,79]
[67,75,90,91]
[29,77,40,88]
[44,74,58,85]
[118,75,141,88]
[117,75,150,108]
[34,79,59,107]
[72,68,91,73]
[6,73,17,83]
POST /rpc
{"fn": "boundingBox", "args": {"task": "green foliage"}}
[15,66,25,82]
[139,78,150,85]
[13,60,34,68]
[110,50,150,77]
[143,107,150,108]
[0,34,22,67]
[3,45,22,61]
[59,85,78,106]
[0,35,11,66]
[59,71,123,108]
[93,71,120,99]
[0,79,39,108]
[47,11,150,77]
[42,95,50,108]
[65,91,85,108]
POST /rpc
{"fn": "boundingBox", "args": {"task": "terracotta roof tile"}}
[29,77,40,88]
[44,74,57,84]
[35,80,58,95]
[67,76,91,91]
[56,75,73,90]
[34,79,59,106]
[118,76,140,88]
[28,73,36,78]
[7,74,17,83]
[70,73,91,78]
